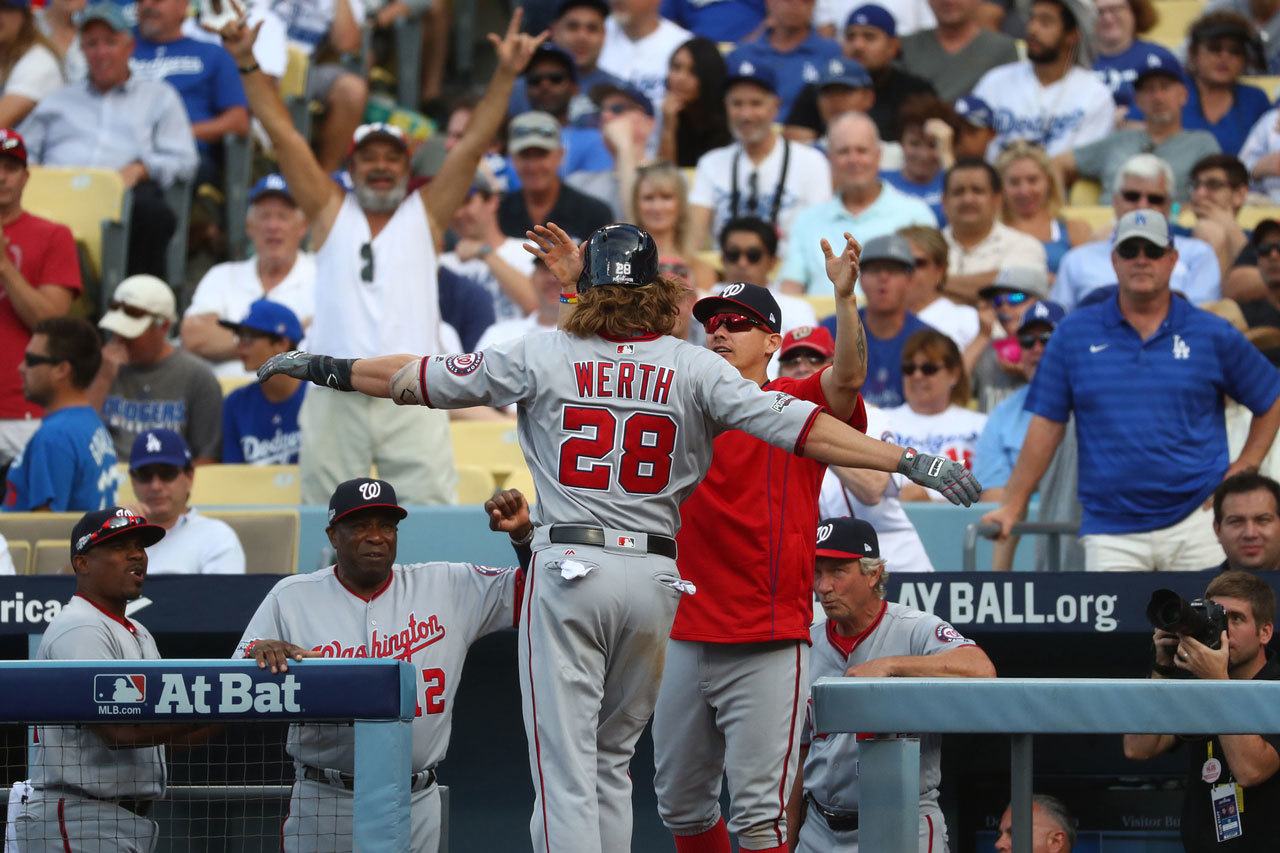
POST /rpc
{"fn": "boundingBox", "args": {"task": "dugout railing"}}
[812,677,1280,853]
[0,659,417,852]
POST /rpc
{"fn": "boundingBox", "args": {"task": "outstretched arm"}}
[820,231,867,416]
[257,351,419,398]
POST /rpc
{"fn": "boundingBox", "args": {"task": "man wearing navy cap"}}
[951,95,998,159]
[127,428,245,574]
[1055,46,1220,204]
[509,0,626,118]
[786,4,936,144]
[689,56,833,251]
[518,42,615,182]
[182,173,316,378]
[219,300,307,465]
[788,516,994,851]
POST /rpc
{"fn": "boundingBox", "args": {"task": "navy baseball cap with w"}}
[71,507,165,558]
[693,282,783,333]
[328,477,408,526]
[815,517,881,560]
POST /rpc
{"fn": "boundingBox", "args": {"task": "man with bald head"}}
[781,113,936,294]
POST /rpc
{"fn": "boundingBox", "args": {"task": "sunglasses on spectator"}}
[1256,242,1280,257]
[1203,40,1246,57]
[704,313,764,334]
[1119,190,1168,206]
[130,464,183,483]
[912,256,932,268]
[722,247,765,264]
[901,362,944,376]
[780,353,829,366]
[527,72,569,87]
[360,242,374,283]
[108,301,156,319]
[1116,240,1167,260]
[1190,177,1234,192]
[23,352,62,368]
[990,291,1030,307]
[236,330,281,344]
[1018,331,1053,348]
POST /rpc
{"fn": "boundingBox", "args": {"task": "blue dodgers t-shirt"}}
[732,34,843,117]
[1093,40,1168,110]
[221,382,306,465]
[821,310,935,409]
[130,36,247,153]
[661,0,766,42]
[1025,288,1280,535]
[881,170,945,225]
[1181,82,1271,156]
[3,406,118,512]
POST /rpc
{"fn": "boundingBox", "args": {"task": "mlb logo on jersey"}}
[617,536,636,549]
[95,674,146,703]
[616,344,635,355]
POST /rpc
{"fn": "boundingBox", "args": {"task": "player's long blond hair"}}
[564,276,686,339]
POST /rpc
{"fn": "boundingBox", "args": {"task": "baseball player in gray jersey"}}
[14,507,216,853]
[234,480,532,853]
[788,517,996,853]
[257,222,981,853]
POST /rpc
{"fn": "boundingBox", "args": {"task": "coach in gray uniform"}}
[13,507,211,852]
[788,517,996,853]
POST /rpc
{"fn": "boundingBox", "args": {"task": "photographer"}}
[1124,571,1280,851]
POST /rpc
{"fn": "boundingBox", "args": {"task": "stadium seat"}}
[1063,205,1115,230]
[0,513,79,552]
[1067,179,1102,206]
[455,466,498,504]
[1149,0,1201,48]
[23,166,131,308]
[450,422,526,484]
[32,540,71,575]
[504,468,537,502]
[192,465,303,506]
[1243,76,1280,99]
[205,510,299,573]
[805,294,836,319]
[5,540,30,574]
[1174,206,1280,230]
[218,375,253,397]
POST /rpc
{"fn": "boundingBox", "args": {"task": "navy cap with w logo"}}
[328,478,408,526]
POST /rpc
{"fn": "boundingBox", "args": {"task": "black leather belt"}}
[301,764,436,793]
[40,785,153,817]
[549,524,678,559]
[806,793,858,832]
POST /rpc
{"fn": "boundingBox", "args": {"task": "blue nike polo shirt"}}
[1025,286,1280,535]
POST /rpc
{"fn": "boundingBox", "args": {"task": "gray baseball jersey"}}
[234,561,519,773]
[801,602,974,811]
[405,330,822,535]
[30,595,165,799]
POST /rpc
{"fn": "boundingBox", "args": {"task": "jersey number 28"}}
[558,405,678,494]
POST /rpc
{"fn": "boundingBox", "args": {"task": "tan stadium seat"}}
[1175,206,1280,230]
[23,167,130,305]
[115,463,135,505]
[32,540,71,575]
[219,375,253,397]
[504,468,537,503]
[1243,76,1280,99]
[450,422,527,485]
[1149,0,1202,48]
[5,540,30,574]
[0,513,79,552]
[455,466,498,504]
[191,465,302,506]
[1064,205,1115,231]
[804,294,836,320]
[1068,179,1102,206]
[205,510,299,574]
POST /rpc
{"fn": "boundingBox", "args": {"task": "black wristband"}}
[1152,663,1180,678]
[306,356,357,392]
[238,62,260,74]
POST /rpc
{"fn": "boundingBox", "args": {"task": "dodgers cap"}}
[218,299,303,345]
[129,428,192,471]
[1016,300,1066,334]
[1114,208,1171,249]
[724,52,778,96]
[845,3,896,36]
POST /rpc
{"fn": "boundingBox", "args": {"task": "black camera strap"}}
[729,137,791,227]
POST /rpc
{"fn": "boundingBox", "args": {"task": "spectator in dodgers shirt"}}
[181,174,315,379]
[661,0,765,42]
[888,328,986,503]
[4,318,116,512]
[972,0,1113,159]
[219,300,305,466]
[731,0,843,117]
[127,429,245,574]
[1179,11,1271,157]
[597,0,690,108]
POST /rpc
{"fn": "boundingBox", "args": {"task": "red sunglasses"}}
[704,313,764,335]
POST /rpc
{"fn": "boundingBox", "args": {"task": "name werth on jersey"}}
[573,361,674,404]
[312,612,446,661]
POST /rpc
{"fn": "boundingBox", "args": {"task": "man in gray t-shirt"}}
[96,275,223,462]
[1056,48,1219,203]
[899,0,1019,102]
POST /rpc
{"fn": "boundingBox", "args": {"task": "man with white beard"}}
[221,12,547,503]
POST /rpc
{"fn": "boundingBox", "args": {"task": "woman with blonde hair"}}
[33,0,84,84]
[997,142,1092,276]
[889,329,987,503]
[0,0,63,127]
[630,161,717,291]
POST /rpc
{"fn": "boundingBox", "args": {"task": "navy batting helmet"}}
[578,223,659,291]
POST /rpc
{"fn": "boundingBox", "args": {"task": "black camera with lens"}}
[1146,589,1227,649]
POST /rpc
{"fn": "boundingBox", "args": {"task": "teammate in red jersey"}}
[651,232,868,853]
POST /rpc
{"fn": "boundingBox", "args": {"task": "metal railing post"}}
[1011,734,1034,853]
[858,736,920,850]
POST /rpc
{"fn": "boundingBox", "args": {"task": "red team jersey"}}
[673,368,867,643]
[0,212,82,420]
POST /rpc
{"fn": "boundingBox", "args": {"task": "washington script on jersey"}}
[312,611,447,661]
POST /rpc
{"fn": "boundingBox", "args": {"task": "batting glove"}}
[897,448,982,507]
[258,351,357,391]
